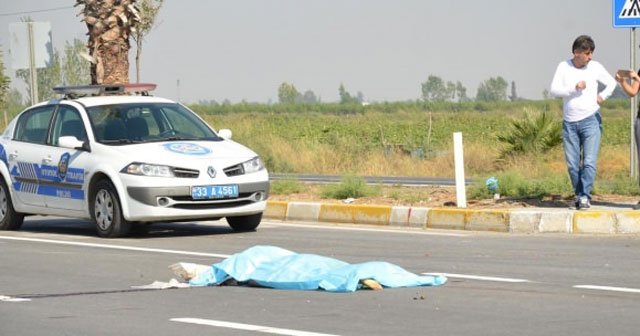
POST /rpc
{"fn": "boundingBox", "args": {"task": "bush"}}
[468,171,571,199]
[320,175,380,199]
[496,109,562,157]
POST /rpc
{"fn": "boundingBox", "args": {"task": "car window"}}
[50,105,87,146]
[159,105,213,138]
[13,106,55,145]
[88,103,220,144]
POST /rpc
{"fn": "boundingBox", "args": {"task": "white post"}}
[453,132,467,208]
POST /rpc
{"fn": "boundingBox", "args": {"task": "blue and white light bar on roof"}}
[53,83,157,98]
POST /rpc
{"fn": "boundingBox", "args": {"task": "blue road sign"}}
[614,0,640,27]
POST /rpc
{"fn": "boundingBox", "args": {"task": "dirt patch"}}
[269,185,640,209]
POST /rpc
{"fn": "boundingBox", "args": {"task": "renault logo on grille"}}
[207,166,217,178]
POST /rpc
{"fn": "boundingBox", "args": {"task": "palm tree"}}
[496,109,562,157]
[76,0,141,84]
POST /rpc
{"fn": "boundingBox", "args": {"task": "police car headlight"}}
[242,157,264,174]
[123,163,174,177]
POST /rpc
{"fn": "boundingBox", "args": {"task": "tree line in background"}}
[0,36,632,111]
[275,72,630,105]
[275,75,537,105]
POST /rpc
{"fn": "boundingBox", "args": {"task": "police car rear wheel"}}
[226,213,262,232]
[0,179,24,231]
[92,179,131,238]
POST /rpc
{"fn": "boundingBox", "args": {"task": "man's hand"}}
[597,95,604,104]
[576,81,586,91]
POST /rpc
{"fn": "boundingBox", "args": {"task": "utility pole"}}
[632,28,638,179]
[177,79,180,102]
[613,0,640,179]
[28,22,38,105]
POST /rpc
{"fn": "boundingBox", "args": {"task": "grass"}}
[269,181,456,206]
[269,177,304,194]
[319,175,381,199]
[200,100,640,200]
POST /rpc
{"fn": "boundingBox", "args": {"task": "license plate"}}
[191,184,239,199]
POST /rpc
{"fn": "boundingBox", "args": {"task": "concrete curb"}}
[264,201,640,234]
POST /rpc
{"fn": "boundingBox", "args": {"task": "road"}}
[1,217,639,335]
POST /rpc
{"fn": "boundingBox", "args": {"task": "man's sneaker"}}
[577,197,590,210]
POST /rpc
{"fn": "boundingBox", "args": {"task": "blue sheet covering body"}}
[189,246,447,292]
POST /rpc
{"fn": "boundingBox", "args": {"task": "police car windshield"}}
[87,103,222,144]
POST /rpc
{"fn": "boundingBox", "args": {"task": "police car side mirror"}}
[218,129,232,139]
[59,136,90,152]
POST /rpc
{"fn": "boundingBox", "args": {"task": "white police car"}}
[0,84,269,238]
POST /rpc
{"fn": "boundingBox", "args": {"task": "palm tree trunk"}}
[77,0,140,85]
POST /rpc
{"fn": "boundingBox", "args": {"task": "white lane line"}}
[0,295,31,302]
[573,285,640,294]
[423,272,530,283]
[0,236,229,258]
[263,221,469,237]
[171,318,340,336]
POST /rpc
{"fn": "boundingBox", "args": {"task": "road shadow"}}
[590,200,637,209]
[489,197,638,210]
[19,217,245,239]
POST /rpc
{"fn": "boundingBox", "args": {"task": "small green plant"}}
[468,171,571,199]
[270,178,303,195]
[388,189,402,200]
[320,175,380,199]
[496,109,562,157]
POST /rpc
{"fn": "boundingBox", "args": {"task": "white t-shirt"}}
[549,59,616,122]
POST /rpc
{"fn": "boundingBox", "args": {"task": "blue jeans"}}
[562,112,602,200]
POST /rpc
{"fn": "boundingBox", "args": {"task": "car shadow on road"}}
[19,218,247,239]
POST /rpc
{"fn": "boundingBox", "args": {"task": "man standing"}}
[550,35,616,210]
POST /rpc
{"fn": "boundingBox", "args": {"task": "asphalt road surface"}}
[1,217,639,336]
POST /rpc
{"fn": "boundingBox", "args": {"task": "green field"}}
[190,99,639,198]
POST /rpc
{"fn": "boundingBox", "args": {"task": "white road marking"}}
[0,236,230,258]
[5,235,635,295]
[0,295,31,302]
[171,318,340,336]
[573,285,640,294]
[263,221,469,236]
[423,272,530,283]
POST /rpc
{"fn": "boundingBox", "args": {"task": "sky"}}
[0,0,636,104]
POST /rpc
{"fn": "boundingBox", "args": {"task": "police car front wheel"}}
[92,179,131,238]
[226,213,262,232]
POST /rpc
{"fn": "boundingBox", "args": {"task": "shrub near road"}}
[193,99,638,199]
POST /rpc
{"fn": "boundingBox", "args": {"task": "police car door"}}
[6,105,56,208]
[41,105,89,212]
